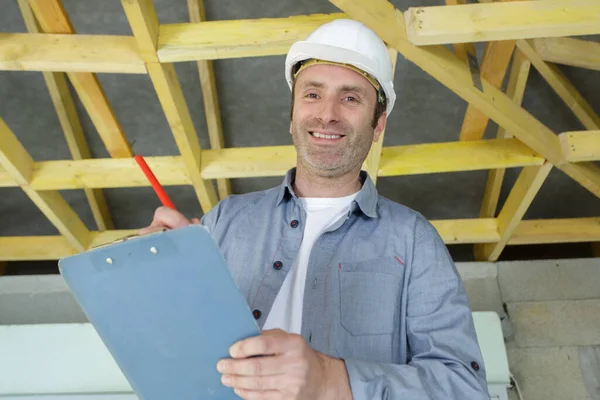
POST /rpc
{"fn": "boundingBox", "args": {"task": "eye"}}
[343,96,358,102]
[306,93,319,99]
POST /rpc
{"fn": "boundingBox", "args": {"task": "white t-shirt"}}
[262,192,358,334]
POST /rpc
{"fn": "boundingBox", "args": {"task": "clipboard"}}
[58,225,260,400]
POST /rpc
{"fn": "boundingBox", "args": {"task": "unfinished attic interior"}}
[0,0,600,399]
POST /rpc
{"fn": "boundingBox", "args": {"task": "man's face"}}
[290,64,386,178]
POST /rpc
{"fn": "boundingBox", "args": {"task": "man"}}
[141,19,490,400]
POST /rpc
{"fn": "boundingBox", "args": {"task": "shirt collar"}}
[276,168,378,219]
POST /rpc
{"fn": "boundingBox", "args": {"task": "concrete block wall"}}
[1,258,600,399]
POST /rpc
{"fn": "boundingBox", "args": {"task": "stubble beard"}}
[291,117,374,179]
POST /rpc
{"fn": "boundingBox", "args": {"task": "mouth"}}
[308,131,345,142]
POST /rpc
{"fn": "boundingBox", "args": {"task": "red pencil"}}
[134,155,176,210]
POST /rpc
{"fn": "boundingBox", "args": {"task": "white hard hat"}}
[285,19,396,116]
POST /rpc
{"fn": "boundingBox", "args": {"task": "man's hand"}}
[217,329,352,400]
[137,206,200,235]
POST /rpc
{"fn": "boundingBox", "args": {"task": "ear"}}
[373,112,387,143]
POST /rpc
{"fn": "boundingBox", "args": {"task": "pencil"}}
[134,155,177,210]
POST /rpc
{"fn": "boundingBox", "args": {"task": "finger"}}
[153,206,191,229]
[222,373,285,391]
[190,217,201,224]
[218,355,289,377]
[233,388,281,400]
[137,225,166,236]
[230,330,300,358]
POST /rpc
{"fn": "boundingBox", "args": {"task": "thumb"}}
[190,217,201,224]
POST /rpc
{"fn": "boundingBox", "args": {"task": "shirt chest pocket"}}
[338,257,405,336]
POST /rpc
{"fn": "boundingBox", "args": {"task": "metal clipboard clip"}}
[91,229,167,250]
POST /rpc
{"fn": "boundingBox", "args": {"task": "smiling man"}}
[141,19,490,400]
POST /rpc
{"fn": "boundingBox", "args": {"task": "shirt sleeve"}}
[343,225,490,399]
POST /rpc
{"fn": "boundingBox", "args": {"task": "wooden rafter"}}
[187,0,231,200]
[158,13,345,62]
[475,163,553,261]
[532,38,600,72]
[0,119,90,252]
[2,216,600,261]
[0,33,146,74]
[0,139,544,190]
[480,50,531,218]
[404,0,600,46]
[518,39,600,131]
[28,0,134,159]
[17,0,114,231]
[122,0,218,213]
[329,0,600,199]
[364,47,398,184]
[559,131,600,162]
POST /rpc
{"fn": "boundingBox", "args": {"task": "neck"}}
[292,163,362,198]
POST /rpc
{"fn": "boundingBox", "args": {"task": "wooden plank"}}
[0,119,35,185]
[509,217,600,245]
[377,139,544,177]
[518,39,600,131]
[533,37,600,72]
[559,130,600,162]
[481,50,531,218]
[0,33,146,74]
[0,118,90,252]
[475,163,553,261]
[29,0,134,159]
[4,217,600,260]
[157,13,345,62]
[187,0,231,200]
[459,40,516,141]
[122,0,218,213]
[18,0,114,231]
[364,47,398,184]
[0,140,546,189]
[444,0,476,68]
[329,0,600,199]
[120,0,159,62]
[431,218,500,244]
[404,0,600,46]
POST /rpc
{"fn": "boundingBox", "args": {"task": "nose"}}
[315,96,340,125]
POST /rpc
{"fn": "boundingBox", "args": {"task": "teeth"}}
[312,132,341,139]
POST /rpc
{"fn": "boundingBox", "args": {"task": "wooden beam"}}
[532,37,600,72]
[481,50,531,218]
[3,217,600,261]
[157,13,345,62]
[122,0,218,213]
[559,130,600,162]
[404,0,600,46]
[509,217,600,245]
[518,39,600,131]
[444,0,476,69]
[0,33,146,74]
[364,47,398,184]
[459,39,516,141]
[187,0,231,200]
[0,119,90,252]
[475,163,553,261]
[329,0,600,199]
[0,139,543,190]
[29,0,134,159]
[18,0,114,231]
[120,0,159,62]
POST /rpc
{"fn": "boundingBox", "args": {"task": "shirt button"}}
[273,261,283,270]
[252,310,262,320]
[471,361,480,371]
[290,220,299,228]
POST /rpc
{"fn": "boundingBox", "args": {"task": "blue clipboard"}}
[58,225,260,400]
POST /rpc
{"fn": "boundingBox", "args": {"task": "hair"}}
[290,80,387,129]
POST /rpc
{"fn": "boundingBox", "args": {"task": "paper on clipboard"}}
[58,225,260,400]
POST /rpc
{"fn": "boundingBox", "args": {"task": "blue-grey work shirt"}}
[202,168,490,399]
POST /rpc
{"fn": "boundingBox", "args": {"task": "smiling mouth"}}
[309,131,345,140]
